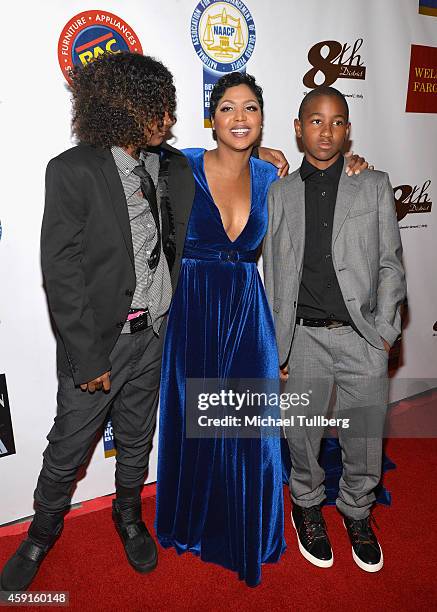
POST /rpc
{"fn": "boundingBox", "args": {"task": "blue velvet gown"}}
[156,148,286,586]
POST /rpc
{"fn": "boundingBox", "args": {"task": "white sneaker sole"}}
[291,513,333,568]
[343,520,384,573]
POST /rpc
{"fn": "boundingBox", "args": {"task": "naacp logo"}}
[393,180,432,221]
[304,39,366,88]
[191,0,256,73]
[58,10,143,82]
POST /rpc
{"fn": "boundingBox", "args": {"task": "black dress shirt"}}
[296,155,352,323]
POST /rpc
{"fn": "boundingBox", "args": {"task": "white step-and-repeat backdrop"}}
[1,0,436,524]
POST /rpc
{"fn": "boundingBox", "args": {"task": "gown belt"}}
[183,245,258,263]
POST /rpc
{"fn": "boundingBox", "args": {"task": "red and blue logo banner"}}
[58,10,143,83]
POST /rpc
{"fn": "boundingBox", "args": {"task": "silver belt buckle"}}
[326,320,343,329]
[129,309,151,333]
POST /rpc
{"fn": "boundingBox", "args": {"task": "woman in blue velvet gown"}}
[155,73,285,586]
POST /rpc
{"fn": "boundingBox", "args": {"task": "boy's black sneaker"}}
[0,512,63,591]
[343,515,383,572]
[291,504,333,568]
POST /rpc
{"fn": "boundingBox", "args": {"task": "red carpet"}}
[1,438,436,611]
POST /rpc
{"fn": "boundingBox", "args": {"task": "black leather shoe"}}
[112,499,157,573]
[343,515,383,572]
[291,504,333,568]
[0,515,63,592]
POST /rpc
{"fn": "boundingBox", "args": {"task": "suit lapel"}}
[332,161,360,244]
[282,173,305,272]
[99,151,135,267]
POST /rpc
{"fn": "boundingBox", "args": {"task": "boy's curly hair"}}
[69,52,176,148]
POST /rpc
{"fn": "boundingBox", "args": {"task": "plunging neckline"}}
[201,151,253,244]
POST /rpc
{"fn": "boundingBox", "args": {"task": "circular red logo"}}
[58,10,143,82]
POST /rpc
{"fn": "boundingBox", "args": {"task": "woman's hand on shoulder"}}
[344,150,375,176]
[258,147,289,178]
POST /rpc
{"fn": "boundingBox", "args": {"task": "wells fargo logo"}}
[303,39,366,89]
[406,45,437,113]
[419,0,437,17]
[393,180,432,221]
[58,10,143,82]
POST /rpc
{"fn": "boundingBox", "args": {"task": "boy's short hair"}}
[298,86,349,121]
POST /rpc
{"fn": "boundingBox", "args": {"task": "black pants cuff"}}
[115,484,142,500]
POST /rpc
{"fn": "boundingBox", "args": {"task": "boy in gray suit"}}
[263,86,406,572]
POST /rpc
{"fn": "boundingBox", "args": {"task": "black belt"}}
[127,309,152,333]
[297,317,350,329]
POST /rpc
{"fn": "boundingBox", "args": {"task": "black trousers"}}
[34,325,164,513]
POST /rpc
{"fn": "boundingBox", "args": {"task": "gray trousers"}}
[284,324,388,519]
[34,325,164,513]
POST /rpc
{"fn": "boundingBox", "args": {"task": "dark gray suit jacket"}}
[41,143,194,385]
[263,160,406,367]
